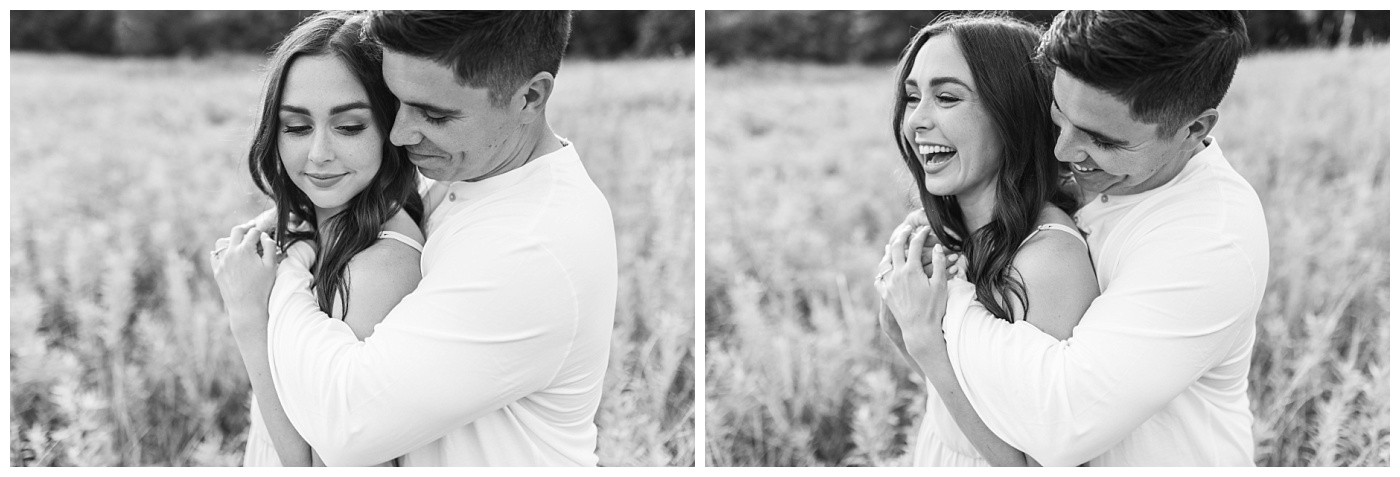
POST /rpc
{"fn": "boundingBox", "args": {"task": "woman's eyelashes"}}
[279,123,369,136]
[903,91,962,108]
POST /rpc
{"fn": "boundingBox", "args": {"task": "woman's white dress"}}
[910,223,1087,467]
[242,231,423,467]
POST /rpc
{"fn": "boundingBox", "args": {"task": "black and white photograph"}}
[10,10,695,466]
[705,10,1388,466]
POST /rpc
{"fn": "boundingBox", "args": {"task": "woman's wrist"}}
[229,308,271,342]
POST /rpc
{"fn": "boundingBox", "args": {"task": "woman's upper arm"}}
[1010,232,1098,341]
[340,240,422,341]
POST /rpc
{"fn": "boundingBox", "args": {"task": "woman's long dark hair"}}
[248,10,424,317]
[891,13,1077,323]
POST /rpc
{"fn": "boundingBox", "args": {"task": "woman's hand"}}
[874,224,952,357]
[210,224,280,338]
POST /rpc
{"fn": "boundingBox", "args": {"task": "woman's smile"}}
[305,171,350,188]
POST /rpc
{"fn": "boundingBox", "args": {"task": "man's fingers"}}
[252,208,277,232]
[903,209,930,228]
[906,226,930,276]
[890,224,910,268]
[239,226,262,251]
[229,224,252,246]
[259,233,278,267]
[928,243,949,280]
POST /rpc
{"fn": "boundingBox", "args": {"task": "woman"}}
[210,10,425,467]
[872,14,1100,466]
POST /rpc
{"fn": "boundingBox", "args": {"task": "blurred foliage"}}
[704,45,1389,466]
[705,10,1390,65]
[10,10,694,58]
[9,54,694,466]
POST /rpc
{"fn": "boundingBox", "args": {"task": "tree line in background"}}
[9,10,694,59]
[706,10,1390,64]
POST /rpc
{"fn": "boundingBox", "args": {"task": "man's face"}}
[1049,68,1195,196]
[382,50,526,182]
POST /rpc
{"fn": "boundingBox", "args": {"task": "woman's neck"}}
[955,182,997,232]
[314,205,344,229]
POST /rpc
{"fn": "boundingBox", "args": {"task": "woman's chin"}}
[923,179,961,197]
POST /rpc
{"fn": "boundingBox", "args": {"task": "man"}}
[224,11,617,466]
[889,11,1266,466]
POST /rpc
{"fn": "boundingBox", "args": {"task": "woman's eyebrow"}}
[278,101,371,116]
[329,101,370,115]
[905,76,972,90]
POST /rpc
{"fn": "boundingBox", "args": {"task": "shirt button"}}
[1100,195,1109,203]
[449,192,456,201]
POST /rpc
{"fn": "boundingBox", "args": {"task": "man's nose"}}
[389,106,420,147]
[1054,127,1085,164]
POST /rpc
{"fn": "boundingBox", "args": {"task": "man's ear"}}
[517,71,555,121]
[1180,108,1219,146]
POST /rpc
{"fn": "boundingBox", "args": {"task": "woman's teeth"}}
[1071,162,1098,172]
[917,144,955,155]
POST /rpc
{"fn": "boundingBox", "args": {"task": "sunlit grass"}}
[704,45,1389,466]
[9,53,695,466]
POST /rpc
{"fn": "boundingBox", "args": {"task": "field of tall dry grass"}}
[705,45,1389,466]
[9,53,695,466]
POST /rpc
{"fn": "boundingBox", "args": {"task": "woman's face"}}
[278,54,383,220]
[901,34,1003,203]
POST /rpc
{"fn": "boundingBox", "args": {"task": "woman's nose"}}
[909,101,935,131]
[308,130,334,164]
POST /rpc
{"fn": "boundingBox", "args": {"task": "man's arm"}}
[265,227,577,466]
[940,227,1260,466]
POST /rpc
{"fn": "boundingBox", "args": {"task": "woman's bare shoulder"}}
[334,211,423,339]
[1008,205,1097,339]
[381,209,425,245]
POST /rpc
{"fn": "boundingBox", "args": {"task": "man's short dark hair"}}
[1039,11,1249,136]
[365,10,572,108]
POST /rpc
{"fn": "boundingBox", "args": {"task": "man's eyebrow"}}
[1052,97,1130,146]
[278,102,371,116]
[401,100,460,116]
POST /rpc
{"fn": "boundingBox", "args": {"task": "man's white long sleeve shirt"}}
[266,142,617,466]
[941,138,1268,466]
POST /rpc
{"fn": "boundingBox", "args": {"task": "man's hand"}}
[249,207,311,239]
[210,223,279,339]
[879,211,959,280]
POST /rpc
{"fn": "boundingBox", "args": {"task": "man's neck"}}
[466,121,562,183]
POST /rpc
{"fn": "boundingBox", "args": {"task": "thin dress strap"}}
[377,230,424,253]
[1019,223,1088,249]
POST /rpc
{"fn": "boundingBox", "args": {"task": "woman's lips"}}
[305,172,348,188]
